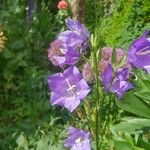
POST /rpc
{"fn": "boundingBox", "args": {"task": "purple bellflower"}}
[58,19,90,52]
[47,66,90,112]
[48,39,80,66]
[64,127,91,150]
[128,30,150,74]
[101,63,133,99]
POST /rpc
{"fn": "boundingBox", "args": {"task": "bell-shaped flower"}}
[64,126,91,150]
[47,66,91,112]
[127,30,150,74]
[48,39,80,66]
[58,19,90,52]
[101,63,133,99]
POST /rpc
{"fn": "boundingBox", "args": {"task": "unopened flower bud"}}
[48,39,63,66]
[82,63,94,83]
[116,48,125,62]
[97,60,110,74]
[100,47,113,61]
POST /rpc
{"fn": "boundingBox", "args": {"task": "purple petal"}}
[128,30,150,69]
[58,30,83,47]
[65,47,80,64]
[65,19,82,31]
[77,79,91,100]
[144,65,150,74]
[101,63,113,91]
[110,80,134,99]
[64,66,82,82]
[47,73,67,96]
[53,56,66,65]
[65,19,90,38]
[51,92,65,106]
[71,139,91,150]
[116,67,128,80]
[64,97,81,112]
[64,127,90,149]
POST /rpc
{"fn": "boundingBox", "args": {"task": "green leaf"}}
[111,118,150,134]
[16,133,28,149]
[133,71,150,103]
[37,140,50,150]
[135,92,150,102]
[113,140,134,150]
[116,92,150,118]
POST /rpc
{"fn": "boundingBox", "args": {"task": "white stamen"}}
[60,48,65,54]
[65,79,76,95]
[75,138,82,144]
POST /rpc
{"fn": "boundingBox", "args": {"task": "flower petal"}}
[110,80,134,99]
[101,63,113,91]
[64,97,80,112]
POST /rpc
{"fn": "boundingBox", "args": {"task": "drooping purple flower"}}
[110,80,133,99]
[101,64,133,99]
[58,19,90,52]
[127,30,150,74]
[101,63,113,91]
[64,126,91,150]
[47,66,90,112]
[48,39,80,66]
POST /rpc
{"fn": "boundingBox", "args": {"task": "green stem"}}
[92,46,100,150]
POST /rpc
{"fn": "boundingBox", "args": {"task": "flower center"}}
[59,48,65,54]
[75,137,82,144]
[66,79,76,96]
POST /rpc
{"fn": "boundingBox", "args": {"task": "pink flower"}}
[57,0,68,10]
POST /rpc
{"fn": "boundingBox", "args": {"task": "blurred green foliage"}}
[0,0,69,149]
[99,0,150,49]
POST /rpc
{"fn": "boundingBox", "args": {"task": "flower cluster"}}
[47,19,90,112]
[48,19,89,67]
[47,18,150,149]
[47,19,91,149]
[101,64,133,99]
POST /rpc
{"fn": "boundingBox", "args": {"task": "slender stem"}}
[92,45,100,150]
